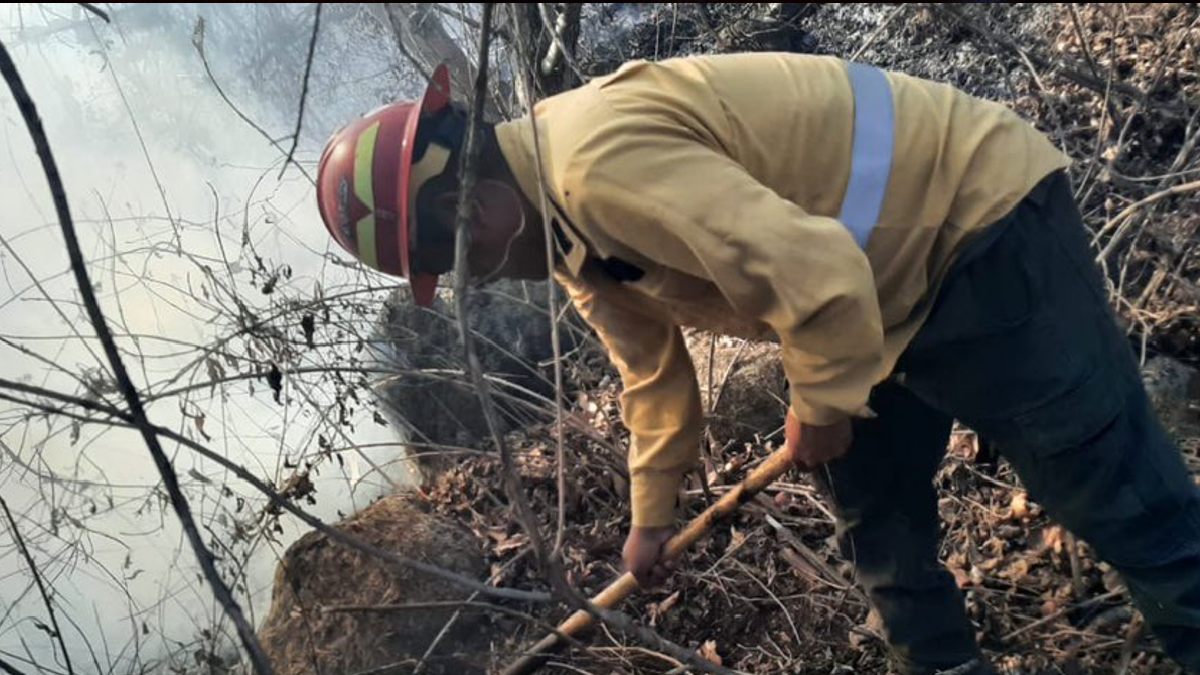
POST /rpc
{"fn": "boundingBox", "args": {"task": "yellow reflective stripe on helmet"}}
[353,121,380,267]
[356,214,378,269]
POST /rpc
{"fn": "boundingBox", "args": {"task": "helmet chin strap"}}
[470,185,526,287]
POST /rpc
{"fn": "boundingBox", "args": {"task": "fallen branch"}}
[850,4,907,61]
[1065,531,1087,600]
[0,37,275,675]
[709,338,750,414]
[760,505,863,599]
[0,497,74,675]
[1093,179,1200,262]
[939,659,986,675]
[604,645,686,672]
[413,549,531,673]
[322,600,543,621]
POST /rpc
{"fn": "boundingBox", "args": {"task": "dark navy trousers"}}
[817,171,1200,673]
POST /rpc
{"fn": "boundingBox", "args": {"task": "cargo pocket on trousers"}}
[1010,362,1127,457]
[1004,371,1186,569]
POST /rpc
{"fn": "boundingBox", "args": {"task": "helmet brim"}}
[397,64,452,289]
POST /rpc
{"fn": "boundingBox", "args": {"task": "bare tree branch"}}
[511,4,569,555]
[0,655,30,675]
[278,3,322,180]
[77,3,109,23]
[447,8,506,468]
[0,378,553,604]
[0,38,275,675]
[374,5,434,83]
[322,600,544,623]
[450,1,559,583]
[0,497,73,675]
[191,17,315,186]
[537,3,585,84]
[380,3,506,118]
[84,18,181,251]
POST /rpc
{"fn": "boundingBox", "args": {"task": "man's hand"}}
[622,526,675,588]
[785,409,853,470]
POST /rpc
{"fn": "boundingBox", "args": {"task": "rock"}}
[685,340,1200,452]
[1141,355,1200,441]
[687,332,787,445]
[257,495,490,675]
[377,280,581,475]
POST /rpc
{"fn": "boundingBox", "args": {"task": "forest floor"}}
[421,380,1197,674]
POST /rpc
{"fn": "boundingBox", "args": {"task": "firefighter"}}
[316,54,1200,674]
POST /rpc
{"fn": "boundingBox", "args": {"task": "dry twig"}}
[450,3,556,579]
[451,10,741,675]
[507,0,572,556]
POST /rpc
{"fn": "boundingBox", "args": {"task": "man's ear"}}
[431,180,523,244]
[473,179,524,239]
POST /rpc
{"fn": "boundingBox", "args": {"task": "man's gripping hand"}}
[622,526,675,588]
[785,409,853,470]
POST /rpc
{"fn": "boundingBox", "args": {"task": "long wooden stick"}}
[501,448,795,675]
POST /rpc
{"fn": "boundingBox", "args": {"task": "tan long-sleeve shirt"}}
[495,52,1069,526]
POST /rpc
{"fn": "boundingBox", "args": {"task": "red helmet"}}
[316,65,452,306]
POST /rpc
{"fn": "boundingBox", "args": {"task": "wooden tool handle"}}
[501,448,794,675]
